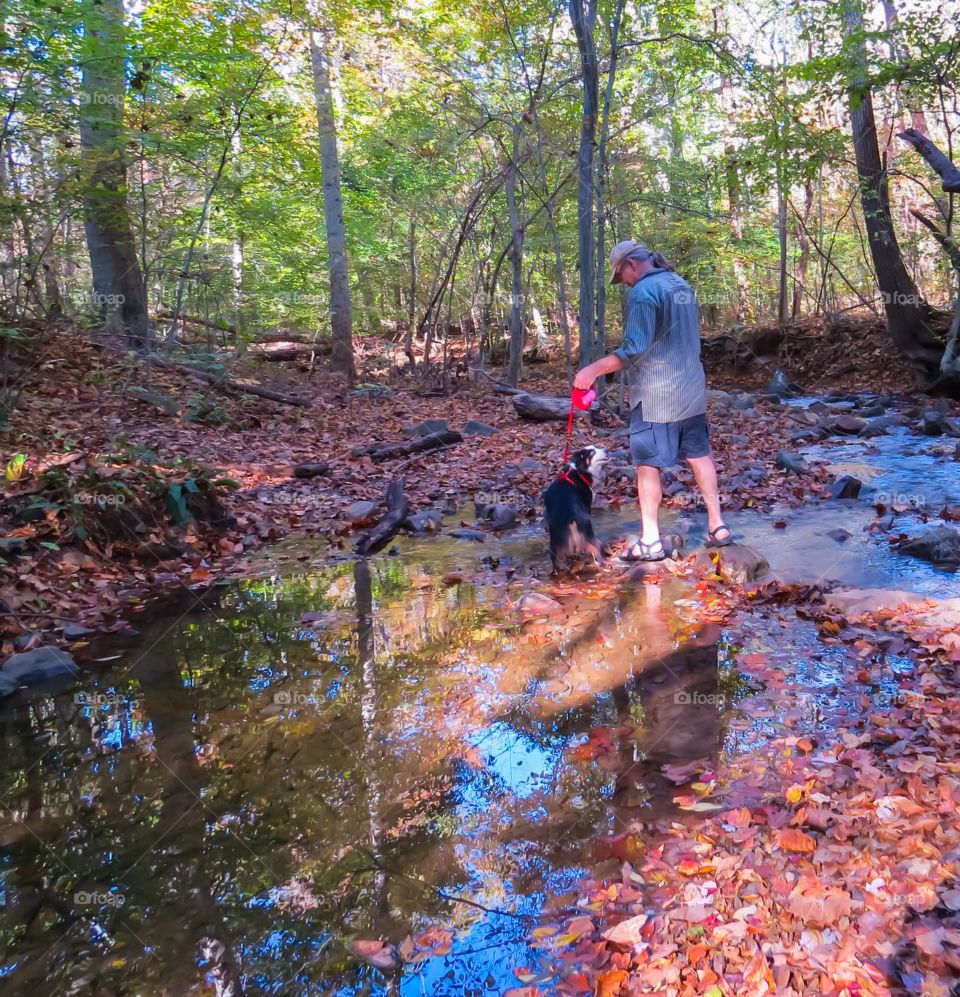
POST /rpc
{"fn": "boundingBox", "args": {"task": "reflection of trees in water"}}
[0,560,509,993]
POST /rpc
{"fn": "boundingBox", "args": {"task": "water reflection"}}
[0,557,739,995]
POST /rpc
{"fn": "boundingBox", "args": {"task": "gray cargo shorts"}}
[630,403,711,468]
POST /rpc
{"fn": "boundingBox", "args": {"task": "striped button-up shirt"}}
[612,268,707,423]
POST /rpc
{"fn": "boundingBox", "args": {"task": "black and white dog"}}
[543,446,606,572]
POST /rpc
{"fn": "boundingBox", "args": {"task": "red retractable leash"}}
[561,387,596,465]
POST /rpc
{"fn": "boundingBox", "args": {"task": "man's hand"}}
[574,354,624,390]
[573,364,599,390]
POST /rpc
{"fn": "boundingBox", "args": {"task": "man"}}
[573,240,731,561]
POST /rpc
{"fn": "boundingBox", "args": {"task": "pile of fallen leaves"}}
[512,583,960,997]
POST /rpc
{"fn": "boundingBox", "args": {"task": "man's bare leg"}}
[636,465,663,546]
[687,454,729,541]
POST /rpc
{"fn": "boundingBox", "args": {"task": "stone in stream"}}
[921,410,949,436]
[62,623,95,640]
[449,528,487,541]
[474,500,517,530]
[1,647,79,692]
[517,592,564,618]
[401,418,449,438]
[829,475,863,500]
[807,400,829,415]
[823,414,868,435]
[790,427,828,443]
[695,543,769,585]
[856,403,886,418]
[346,500,378,525]
[825,528,852,542]
[897,527,960,566]
[403,510,443,533]
[775,451,811,474]
[462,420,498,437]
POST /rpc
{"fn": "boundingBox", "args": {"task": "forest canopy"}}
[2,0,960,384]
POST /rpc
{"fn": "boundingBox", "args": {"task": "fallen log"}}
[512,391,576,422]
[470,368,524,395]
[145,355,312,407]
[356,476,409,555]
[156,310,236,335]
[247,344,319,362]
[352,430,463,462]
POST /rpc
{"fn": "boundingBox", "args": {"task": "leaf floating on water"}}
[349,938,396,970]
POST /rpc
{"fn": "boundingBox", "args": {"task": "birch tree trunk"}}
[309,21,355,380]
[78,0,149,349]
[570,0,598,367]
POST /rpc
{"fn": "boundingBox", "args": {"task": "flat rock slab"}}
[825,588,928,617]
[346,500,379,525]
[2,646,79,693]
[402,419,450,438]
[695,543,770,585]
[462,420,498,436]
[775,451,811,474]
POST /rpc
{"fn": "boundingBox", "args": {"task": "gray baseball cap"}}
[609,239,652,284]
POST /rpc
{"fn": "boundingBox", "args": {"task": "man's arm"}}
[574,292,657,389]
[574,351,623,389]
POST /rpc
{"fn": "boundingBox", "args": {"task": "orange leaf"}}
[778,827,816,853]
[596,969,628,997]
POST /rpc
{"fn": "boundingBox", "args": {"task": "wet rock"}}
[921,410,949,435]
[825,528,852,542]
[462,420,498,437]
[346,500,378,525]
[897,527,960,566]
[856,404,886,418]
[758,393,784,405]
[663,479,687,498]
[517,592,564,618]
[807,400,829,414]
[775,451,811,474]
[402,418,449,438]
[475,501,517,530]
[945,417,960,437]
[790,427,828,443]
[858,413,907,438]
[824,414,868,435]
[404,510,443,533]
[449,528,486,541]
[955,441,960,461]
[766,368,802,397]
[829,475,862,500]
[696,543,769,585]
[0,671,17,697]
[61,624,95,640]
[1,647,79,691]
[826,400,857,412]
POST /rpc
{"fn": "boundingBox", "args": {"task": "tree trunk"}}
[309,22,355,381]
[78,0,149,349]
[841,0,942,383]
[792,179,814,319]
[404,215,416,364]
[570,0,599,367]
[595,0,624,358]
[505,126,524,386]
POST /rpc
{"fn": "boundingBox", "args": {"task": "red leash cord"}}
[561,400,576,465]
